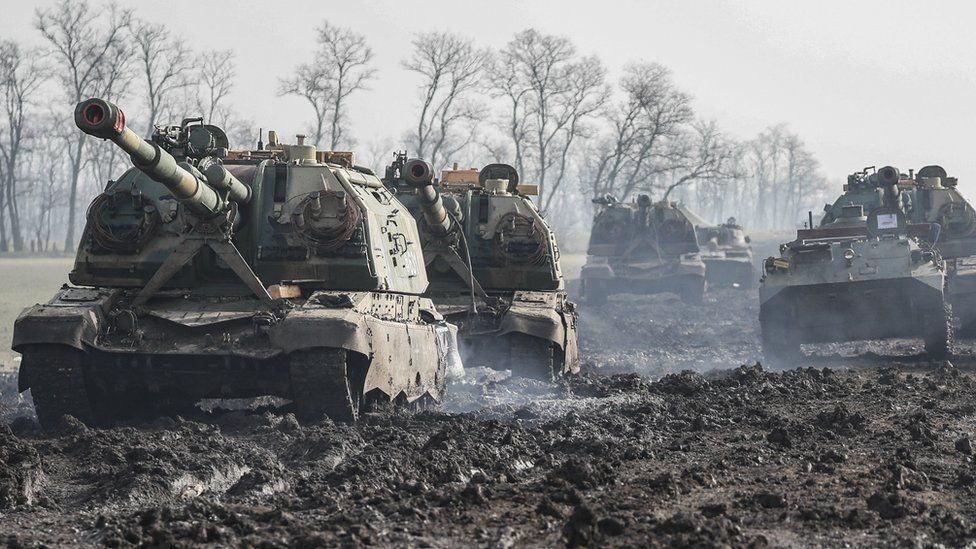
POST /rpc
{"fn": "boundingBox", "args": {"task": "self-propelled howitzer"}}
[581,196,708,304]
[385,156,579,380]
[13,99,461,428]
[821,165,976,331]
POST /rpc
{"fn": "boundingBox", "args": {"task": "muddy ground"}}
[4,283,976,547]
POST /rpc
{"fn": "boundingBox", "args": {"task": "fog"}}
[3,0,973,188]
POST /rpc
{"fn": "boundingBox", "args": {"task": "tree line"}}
[0,0,832,254]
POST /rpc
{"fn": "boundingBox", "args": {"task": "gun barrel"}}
[403,158,453,235]
[198,156,251,204]
[75,98,222,216]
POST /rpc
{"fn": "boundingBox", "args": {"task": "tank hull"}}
[14,286,459,427]
[759,235,950,365]
[581,255,707,304]
[701,254,755,288]
[760,277,944,344]
[429,291,579,379]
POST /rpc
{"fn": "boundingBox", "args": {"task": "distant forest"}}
[0,0,831,253]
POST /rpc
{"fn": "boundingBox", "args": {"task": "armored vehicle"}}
[383,156,578,380]
[822,165,976,331]
[13,99,460,428]
[679,206,755,288]
[760,203,950,364]
[581,195,707,304]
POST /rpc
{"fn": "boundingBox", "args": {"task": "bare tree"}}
[690,145,746,223]
[588,63,693,201]
[723,125,830,230]
[780,133,823,227]
[184,49,253,148]
[495,29,607,210]
[279,22,375,150]
[196,49,235,124]
[0,42,47,252]
[403,31,490,169]
[132,20,192,135]
[84,32,138,212]
[221,114,256,150]
[35,0,133,250]
[23,114,67,252]
[360,135,395,175]
[660,120,740,200]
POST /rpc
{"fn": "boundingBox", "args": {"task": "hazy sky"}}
[3,0,976,197]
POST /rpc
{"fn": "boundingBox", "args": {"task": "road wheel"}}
[21,346,95,430]
[289,348,358,422]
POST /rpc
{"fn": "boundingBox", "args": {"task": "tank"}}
[12,98,461,429]
[580,195,707,304]
[679,206,755,288]
[759,203,951,365]
[382,155,578,380]
[821,165,976,332]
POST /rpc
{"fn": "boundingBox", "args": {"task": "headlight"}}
[843,248,855,261]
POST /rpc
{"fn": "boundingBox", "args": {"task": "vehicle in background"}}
[678,205,755,288]
[822,165,976,333]
[581,195,707,305]
[384,157,578,380]
[760,200,950,365]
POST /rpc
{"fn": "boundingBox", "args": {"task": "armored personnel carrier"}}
[760,203,950,364]
[581,195,707,304]
[382,156,578,380]
[679,206,755,288]
[822,165,976,331]
[13,99,460,428]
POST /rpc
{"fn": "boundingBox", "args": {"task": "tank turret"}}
[401,158,455,236]
[75,98,249,216]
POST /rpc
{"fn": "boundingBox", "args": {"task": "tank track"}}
[22,347,95,429]
[289,348,358,422]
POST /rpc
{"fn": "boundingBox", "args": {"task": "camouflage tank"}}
[679,206,755,288]
[581,195,707,304]
[822,165,976,332]
[12,99,461,428]
[382,156,578,380]
[760,202,950,364]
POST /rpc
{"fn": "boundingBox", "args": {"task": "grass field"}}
[0,257,74,369]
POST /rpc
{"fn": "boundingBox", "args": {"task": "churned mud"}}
[3,287,976,547]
